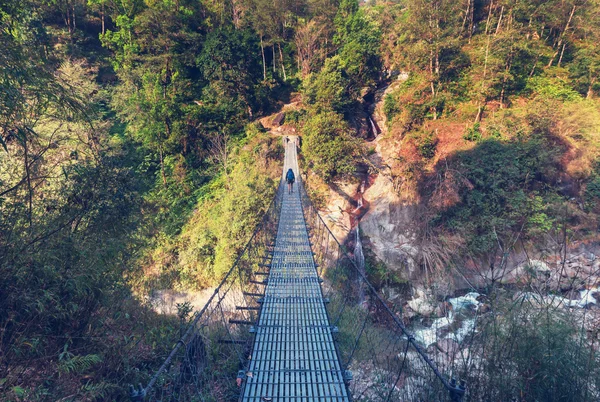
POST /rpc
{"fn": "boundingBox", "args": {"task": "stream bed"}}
[411,288,600,348]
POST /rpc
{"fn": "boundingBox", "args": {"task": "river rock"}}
[497,259,550,285]
[407,289,436,317]
[478,303,491,313]
[435,338,460,356]
[563,263,584,279]
[382,286,401,302]
[434,301,453,317]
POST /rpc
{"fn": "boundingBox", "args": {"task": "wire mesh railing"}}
[132,146,466,400]
[297,178,466,402]
[130,182,285,402]
[132,135,600,401]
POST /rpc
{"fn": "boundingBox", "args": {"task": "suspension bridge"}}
[130,138,466,401]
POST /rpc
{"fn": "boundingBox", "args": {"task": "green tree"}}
[303,56,353,114]
[334,0,381,88]
[196,28,264,118]
[301,111,359,181]
[569,0,600,98]
[399,0,463,119]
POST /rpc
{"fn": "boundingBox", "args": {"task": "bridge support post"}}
[448,378,466,402]
[129,384,146,401]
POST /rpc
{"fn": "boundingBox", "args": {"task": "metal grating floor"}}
[240,139,349,402]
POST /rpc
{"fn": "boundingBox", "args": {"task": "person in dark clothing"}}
[286,168,295,194]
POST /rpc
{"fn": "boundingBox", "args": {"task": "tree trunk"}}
[499,57,513,108]
[548,5,576,68]
[272,45,276,73]
[557,42,566,67]
[468,0,474,41]
[477,35,491,122]
[429,48,434,77]
[72,4,76,31]
[66,4,72,34]
[101,2,105,35]
[485,0,494,35]
[495,6,504,35]
[431,81,437,120]
[162,116,172,187]
[231,0,242,28]
[461,0,471,34]
[260,36,266,80]
[159,146,167,186]
[278,42,287,81]
[587,77,596,99]
[475,104,484,123]
[23,138,33,232]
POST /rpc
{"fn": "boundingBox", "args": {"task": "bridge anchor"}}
[448,378,466,402]
[129,384,145,401]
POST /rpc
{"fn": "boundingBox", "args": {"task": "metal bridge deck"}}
[241,139,349,402]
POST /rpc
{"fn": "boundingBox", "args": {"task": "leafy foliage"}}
[3,0,600,399]
[301,111,359,182]
[303,56,353,114]
[430,132,564,255]
[463,123,482,142]
[463,297,600,401]
[58,351,102,376]
[417,131,437,159]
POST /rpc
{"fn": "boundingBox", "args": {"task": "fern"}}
[80,381,117,400]
[58,354,102,375]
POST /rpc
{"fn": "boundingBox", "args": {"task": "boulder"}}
[360,174,419,278]
[272,112,285,126]
[407,289,436,317]
[435,338,460,356]
[434,301,453,317]
[478,303,491,314]
[498,259,550,285]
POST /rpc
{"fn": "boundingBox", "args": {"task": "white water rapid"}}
[413,292,480,347]
[368,116,378,137]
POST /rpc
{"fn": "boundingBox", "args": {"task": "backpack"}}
[286,169,295,182]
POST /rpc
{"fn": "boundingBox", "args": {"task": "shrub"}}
[527,73,582,102]
[417,131,437,159]
[585,172,600,211]
[461,298,600,401]
[285,108,308,127]
[463,122,482,142]
[383,93,400,121]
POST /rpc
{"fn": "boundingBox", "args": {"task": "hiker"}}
[286,168,295,194]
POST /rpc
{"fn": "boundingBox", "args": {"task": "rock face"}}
[358,84,420,280]
[491,259,551,285]
[360,175,418,277]
[315,73,600,294]
[316,180,356,243]
[149,288,217,315]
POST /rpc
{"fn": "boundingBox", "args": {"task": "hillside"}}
[1,0,600,400]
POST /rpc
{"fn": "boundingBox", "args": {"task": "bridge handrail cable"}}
[297,175,466,401]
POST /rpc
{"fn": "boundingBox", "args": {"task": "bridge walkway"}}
[240,138,349,402]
